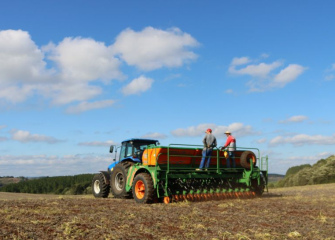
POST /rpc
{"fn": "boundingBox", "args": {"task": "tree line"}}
[269,155,335,188]
[0,174,94,195]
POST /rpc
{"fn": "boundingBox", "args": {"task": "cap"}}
[206,128,212,133]
[225,131,231,134]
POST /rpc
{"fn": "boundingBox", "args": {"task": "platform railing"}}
[147,143,261,174]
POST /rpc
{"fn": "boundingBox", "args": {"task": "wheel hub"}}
[135,180,145,199]
[93,180,100,193]
[115,172,124,191]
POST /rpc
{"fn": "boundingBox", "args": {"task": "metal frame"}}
[124,143,268,199]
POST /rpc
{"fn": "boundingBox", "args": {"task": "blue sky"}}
[0,0,334,176]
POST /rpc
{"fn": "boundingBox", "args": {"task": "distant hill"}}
[268,174,285,183]
[275,155,335,187]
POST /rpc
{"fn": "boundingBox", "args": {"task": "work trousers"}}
[199,148,213,169]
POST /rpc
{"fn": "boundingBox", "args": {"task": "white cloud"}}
[44,37,123,82]
[269,134,335,147]
[42,82,103,105]
[41,37,125,105]
[230,57,251,66]
[228,56,306,92]
[112,27,199,71]
[0,29,48,84]
[122,75,154,95]
[0,154,111,176]
[268,136,283,146]
[0,30,123,105]
[66,99,116,114]
[229,60,282,78]
[273,64,307,87]
[0,84,37,103]
[10,129,63,144]
[141,132,167,139]
[284,152,333,164]
[279,115,308,124]
[78,140,118,147]
[0,30,49,103]
[269,151,334,174]
[256,138,267,144]
[0,28,199,108]
[171,122,256,138]
[0,125,7,141]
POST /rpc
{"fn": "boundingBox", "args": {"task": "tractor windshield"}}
[119,140,158,161]
[133,141,158,151]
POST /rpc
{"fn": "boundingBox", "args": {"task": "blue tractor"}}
[92,138,159,199]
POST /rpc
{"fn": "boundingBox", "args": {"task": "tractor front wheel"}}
[92,173,110,198]
[132,173,154,204]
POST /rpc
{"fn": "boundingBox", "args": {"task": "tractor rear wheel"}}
[110,161,134,198]
[92,173,110,198]
[240,151,257,169]
[132,173,154,204]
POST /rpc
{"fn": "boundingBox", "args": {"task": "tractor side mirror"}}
[109,145,115,153]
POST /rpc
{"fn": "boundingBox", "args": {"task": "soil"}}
[0,184,334,239]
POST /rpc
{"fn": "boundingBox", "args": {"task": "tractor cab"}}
[110,138,159,164]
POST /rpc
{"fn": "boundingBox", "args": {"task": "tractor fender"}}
[128,167,156,189]
[108,159,137,172]
[99,171,111,185]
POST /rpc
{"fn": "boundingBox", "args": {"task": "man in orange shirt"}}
[221,131,236,168]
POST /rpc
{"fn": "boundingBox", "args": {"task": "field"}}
[0,184,334,240]
[0,177,22,187]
